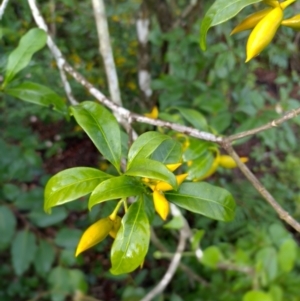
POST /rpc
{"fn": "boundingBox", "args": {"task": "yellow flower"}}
[75,217,113,257]
[219,155,248,169]
[155,174,188,192]
[144,106,158,119]
[153,190,170,220]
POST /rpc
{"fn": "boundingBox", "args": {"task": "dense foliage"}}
[0,0,300,300]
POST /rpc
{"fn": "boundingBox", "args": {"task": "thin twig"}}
[217,263,254,276]
[27,0,78,105]
[0,0,10,20]
[141,223,189,301]
[222,141,300,233]
[91,0,122,106]
[62,63,222,143]
[172,0,199,28]
[228,108,300,142]
[150,229,209,287]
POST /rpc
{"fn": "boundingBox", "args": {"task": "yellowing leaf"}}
[144,106,159,119]
[75,217,113,256]
[153,190,169,220]
[219,155,248,169]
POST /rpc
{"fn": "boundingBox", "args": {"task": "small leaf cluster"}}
[45,101,236,275]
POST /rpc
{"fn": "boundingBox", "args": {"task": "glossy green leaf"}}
[202,246,223,268]
[166,182,236,221]
[151,138,183,164]
[243,290,272,301]
[34,240,56,276]
[256,247,278,283]
[29,207,68,227]
[0,206,16,250]
[187,151,214,181]
[70,101,121,172]
[44,167,111,212]
[5,82,67,114]
[174,107,208,130]
[126,158,177,189]
[89,176,144,209]
[183,138,212,161]
[278,239,297,273]
[127,131,171,168]
[200,0,262,50]
[110,198,150,274]
[4,28,47,86]
[11,230,37,275]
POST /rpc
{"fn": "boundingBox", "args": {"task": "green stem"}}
[109,199,123,220]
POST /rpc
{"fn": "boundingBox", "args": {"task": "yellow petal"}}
[144,106,159,119]
[176,173,188,185]
[153,190,170,220]
[155,173,188,192]
[155,181,173,191]
[246,7,283,62]
[109,216,122,239]
[231,8,272,35]
[166,163,182,172]
[75,217,113,256]
[219,155,248,169]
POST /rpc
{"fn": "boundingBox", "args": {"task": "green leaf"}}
[191,230,205,251]
[200,0,262,50]
[278,239,297,273]
[0,206,16,250]
[2,183,21,201]
[48,266,71,301]
[269,285,283,301]
[11,230,37,275]
[256,247,278,283]
[243,290,273,301]
[4,28,47,86]
[89,176,145,209]
[54,228,82,250]
[127,131,171,168]
[29,207,68,227]
[163,216,184,230]
[110,198,150,274]
[5,82,67,114]
[49,268,87,299]
[166,182,236,221]
[126,158,177,189]
[201,246,223,268]
[151,138,183,164]
[174,107,208,130]
[70,101,121,172]
[44,167,112,212]
[183,138,212,161]
[187,151,215,180]
[68,269,88,293]
[34,240,56,276]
